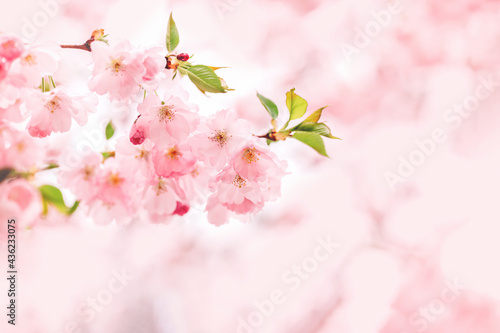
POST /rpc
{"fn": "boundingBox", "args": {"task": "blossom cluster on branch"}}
[0,14,339,231]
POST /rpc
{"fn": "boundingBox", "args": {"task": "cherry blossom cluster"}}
[0,26,292,227]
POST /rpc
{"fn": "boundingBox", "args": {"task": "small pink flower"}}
[115,136,155,178]
[191,109,251,170]
[136,46,165,90]
[58,151,103,202]
[129,118,147,145]
[10,42,60,87]
[152,143,196,178]
[231,143,285,182]
[95,157,143,209]
[1,126,44,171]
[26,89,97,138]
[136,94,199,145]
[88,41,145,101]
[142,177,180,216]
[0,34,25,62]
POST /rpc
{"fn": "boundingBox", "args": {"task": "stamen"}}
[233,174,247,188]
[242,147,260,163]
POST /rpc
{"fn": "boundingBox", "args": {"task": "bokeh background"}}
[2,0,500,332]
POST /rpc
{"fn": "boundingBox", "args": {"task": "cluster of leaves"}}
[166,14,232,94]
[257,89,340,157]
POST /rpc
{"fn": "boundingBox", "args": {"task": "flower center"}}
[165,146,181,160]
[233,174,247,188]
[209,130,230,147]
[21,54,36,66]
[135,148,148,160]
[109,57,126,73]
[242,147,259,163]
[44,96,61,114]
[158,105,175,122]
[107,172,124,186]
[83,165,94,181]
[154,178,168,196]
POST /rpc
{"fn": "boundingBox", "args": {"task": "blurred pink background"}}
[2,0,500,332]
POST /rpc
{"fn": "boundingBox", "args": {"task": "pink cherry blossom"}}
[94,156,144,209]
[0,179,42,241]
[0,34,25,62]
[58,151,103,202]
[129,116,147,145]
[88,40,146,101]
[136,94,199,145]
[10,42,61,87]
[152,142,197,178]
[141,177,186,222]
[230,143,285,182]
[191,109,251,170]
[115,136,155,178]
[26,89,97,138]
[136,46,165,90]
[1,126,44,171]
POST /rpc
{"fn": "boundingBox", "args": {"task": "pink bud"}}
[173,201,190,216]
[129,122,145,145]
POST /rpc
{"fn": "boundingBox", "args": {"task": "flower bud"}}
[129,122,146,145]
[176,53,189,61]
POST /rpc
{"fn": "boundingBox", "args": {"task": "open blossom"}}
[94,156,144,209]
[0,179,42,240]
[26,89,98,138]
[152,143,197,178]
[88,41,164,101]
[1,126,44,171]
[58,151,103,202]
[141,177,189,223]
[10,42,61,87]
[136,94,199,145]
[0,34,24,62]
[115,136,155,178]
[231,143,286,182]
[191,109,251,170]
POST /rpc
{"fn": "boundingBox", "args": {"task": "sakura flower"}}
[135,46,165,90]
[26,89,97,138]
[1,126,44,171]
[58,151,103,202]
[0,73,26,109]
[10,42,61,87]
[115,136,155,178]
[152,143,197,178]
[94,156,143,209]
[191,109,251,170]
[0,179,42,241]
[143,177,185,216]
[88,41,146,101]
[0,34,25,62]
[136,94,199,145]
[230,143,285,182]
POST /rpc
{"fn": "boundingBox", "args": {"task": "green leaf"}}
[257,92,279,119]
[166,13,180,53]
[102,151,115,160]
[105,121,115,140]
[0,168,14,183]
[286,88,308,120]
[187,65,227,94]
[291,122,341,140]
[303,106,329,123]
[292,131,329,157]
[39,185,78,215]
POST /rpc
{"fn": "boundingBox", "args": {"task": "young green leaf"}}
[39,185,78,215]
[303,106,329,123]
[292,131,329,157]
[286,88,308,120]
[105,121,115,140]
[257,92,279,119]
[187,65,227,94]
[291,122,341,139]
[166,13,180,53]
